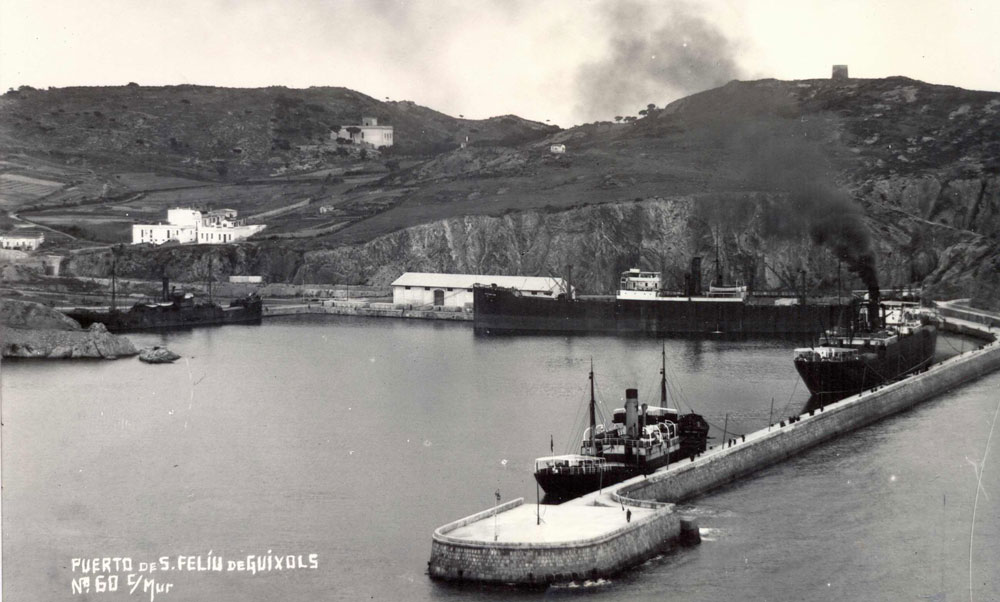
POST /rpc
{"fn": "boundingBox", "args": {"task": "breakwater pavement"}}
[427,497,699,584]
[428,315,1000,585]
[263,300,472,321]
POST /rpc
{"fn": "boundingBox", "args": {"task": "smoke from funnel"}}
[574,1,743,123]
[735,121,880,303]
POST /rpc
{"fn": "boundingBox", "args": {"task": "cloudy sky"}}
[2,0,998,126]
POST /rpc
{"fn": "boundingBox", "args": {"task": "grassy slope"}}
[317,77,1000,245]
[0,85,557,181]
[2,78,998,258]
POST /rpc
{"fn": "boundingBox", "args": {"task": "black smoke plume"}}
[737,123,880,304]
[574,0,743,123]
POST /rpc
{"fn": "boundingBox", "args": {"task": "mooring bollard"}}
[679,518,701,546]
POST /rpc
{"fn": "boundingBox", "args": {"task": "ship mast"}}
[110,245,118,312]
[713,228,723,287]
[660,343,667,404]
[588,359,596,451]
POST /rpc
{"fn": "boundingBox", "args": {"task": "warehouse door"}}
[434,289,445,306]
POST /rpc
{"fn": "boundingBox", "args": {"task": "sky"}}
[2,0,999,127]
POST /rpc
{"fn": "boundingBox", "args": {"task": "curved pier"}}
[428,311,1000,585]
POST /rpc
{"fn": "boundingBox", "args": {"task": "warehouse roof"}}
[390,272,568,293]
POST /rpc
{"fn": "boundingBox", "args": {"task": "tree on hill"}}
[615,116,623,123]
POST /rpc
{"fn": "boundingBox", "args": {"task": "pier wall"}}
[937,301,1000,330]
[428,316,1000,586]
[263,301,472,321]
[621,339,1000,503]
[428,499,683,584]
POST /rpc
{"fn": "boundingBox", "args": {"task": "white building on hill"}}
[0,231,45,250]
[331,116,394,148]
[132,208,266,245]
[391,272,570,308]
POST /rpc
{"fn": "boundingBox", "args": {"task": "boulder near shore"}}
[139,346,181,364]
[1,299,138,359]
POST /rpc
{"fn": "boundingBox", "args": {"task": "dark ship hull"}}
[65,297,262,333]
[535,468,627,499]
[794,324,937,395]
[535,447,699,500]
[474,286,849,336]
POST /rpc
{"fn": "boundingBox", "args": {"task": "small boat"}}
[534,347,709,499]
[793,297,937,396]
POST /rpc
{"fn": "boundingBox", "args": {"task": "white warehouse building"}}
[390,272,570,309]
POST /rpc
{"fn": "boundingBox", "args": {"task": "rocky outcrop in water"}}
[139,346,181,364]
[1,299,138,359]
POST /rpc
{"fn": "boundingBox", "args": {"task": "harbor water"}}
[2,316,997,601]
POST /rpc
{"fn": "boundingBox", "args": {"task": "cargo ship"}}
[474,259,850,336]
[793,296,937,396]
[65,277,262,333]
[534,350,709,499]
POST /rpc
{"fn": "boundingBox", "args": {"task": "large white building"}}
[331,116,394,148]
[132,208,266,245]
[391,272,570,309]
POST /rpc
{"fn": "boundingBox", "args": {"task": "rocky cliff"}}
[64,183,984,298]
[52,77,1000,304]
[294,190,984,295]
[1,299,138,359]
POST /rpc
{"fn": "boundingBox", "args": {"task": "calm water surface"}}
[2,316,997,601]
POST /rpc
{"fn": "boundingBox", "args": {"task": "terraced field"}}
[0,173,65,206]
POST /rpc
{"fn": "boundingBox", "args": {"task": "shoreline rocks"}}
[1,299,138,360]
[139,346,180,364]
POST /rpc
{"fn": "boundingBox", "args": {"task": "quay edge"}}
[428,498,698,585]
[428,313,1000,586]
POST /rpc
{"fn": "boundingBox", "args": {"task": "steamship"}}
[474,258,850,336]
[65,277,262,333]
[793,294,937,396]
[533,349,709,499]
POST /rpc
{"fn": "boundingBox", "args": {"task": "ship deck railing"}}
[594,437,664,449]
[794,348,861,362]
[535,463,609,476]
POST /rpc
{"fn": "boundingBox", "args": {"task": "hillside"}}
[3,77,999,309]
[0,84,557,180]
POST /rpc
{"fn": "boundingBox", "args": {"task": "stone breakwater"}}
[619,327,1000,504]
[427,498,698,585]
[428,314,1000,586]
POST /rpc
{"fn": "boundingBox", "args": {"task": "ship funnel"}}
[625,388,639,437]
[868,286,881,330]
[689,257,702,296]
